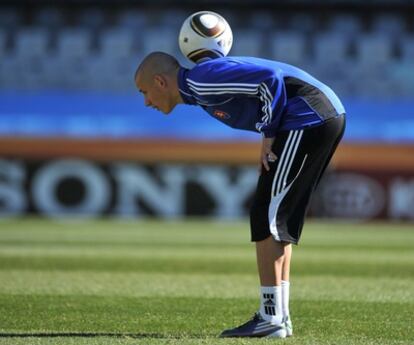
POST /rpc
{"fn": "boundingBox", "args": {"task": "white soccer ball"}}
[178,11,233,64]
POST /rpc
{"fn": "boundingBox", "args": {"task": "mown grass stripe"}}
[0,219,413,345]
[0,295,412,341]
[0,254,413,278]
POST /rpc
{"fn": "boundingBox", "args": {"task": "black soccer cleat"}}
[219,312,286,338]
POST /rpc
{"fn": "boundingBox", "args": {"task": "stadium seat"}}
[348,58,399,98]
[158,9,188,30]
[353,75,396,99]
[1,41,49,90]
[33,7,65,28]
[57,28,92,58]
[230,29,263,57]
[50,29,93,89]
[77,8,107,29]
[100,29,135,58]
[0,56,19,88]
[141,28,178,56]
[388,60,414,97]
[269,31,307,66]
[287,13,316,33]
[117,9,148,29]
[44,52,94,89]
[248,11,277,30]
[0,6,407,97]
[39,55,60,87]
[371,14,406,36]
[20,58,49,89]
[0,30,8,57]
[11,27,50,89]
[309,59,355,95]
[326,14,363,36]
[84,55,107,89]
[0,8,22,29]
[61,57,92,89]
[355,33,395,65]
[109,56,138,92]
[400,35,414,62]
[87,54,137,91]
[313,32,351,64]
[14,28,50,57]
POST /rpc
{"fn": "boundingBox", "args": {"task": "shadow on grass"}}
[0,333,194,339]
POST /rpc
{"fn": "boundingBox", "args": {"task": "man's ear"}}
[154,74,167,88]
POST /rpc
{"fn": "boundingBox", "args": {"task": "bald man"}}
[135,52,182,114]
[135,52,346,338]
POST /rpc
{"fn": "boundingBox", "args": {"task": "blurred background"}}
[0,0,413,221]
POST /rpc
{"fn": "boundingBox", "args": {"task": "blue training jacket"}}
[177,56,345,138]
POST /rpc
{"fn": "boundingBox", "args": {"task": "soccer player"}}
[134,52,345,338]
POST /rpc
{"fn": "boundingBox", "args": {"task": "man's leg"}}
[255,235,287,286]
[282,243,292,282]
[256,235,293,336]
[255,236,289,324]
[281,244,293,336]
[220,235,288,338]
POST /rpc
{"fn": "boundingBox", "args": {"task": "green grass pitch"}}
[0,218,413,345]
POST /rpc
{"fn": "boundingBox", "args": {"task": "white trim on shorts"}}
[268,130,307,241]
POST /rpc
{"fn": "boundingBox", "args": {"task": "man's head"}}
[135,52,182,114]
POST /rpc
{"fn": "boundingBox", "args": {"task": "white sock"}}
[259,286,283,324]
[281,280,290,319]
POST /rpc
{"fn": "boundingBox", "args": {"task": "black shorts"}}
[250,114,345,244]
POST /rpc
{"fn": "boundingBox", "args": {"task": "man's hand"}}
[260,136,277,172]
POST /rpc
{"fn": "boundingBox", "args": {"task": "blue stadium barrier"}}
[0,91,413,142]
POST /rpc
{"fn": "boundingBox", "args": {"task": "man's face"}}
[136,72,174,114]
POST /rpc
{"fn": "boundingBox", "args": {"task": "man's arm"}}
[187,59,287,137]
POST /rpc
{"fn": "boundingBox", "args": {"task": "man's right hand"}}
[259,136,277,173]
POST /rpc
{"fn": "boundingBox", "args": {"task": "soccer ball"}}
[178,11,233,64]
